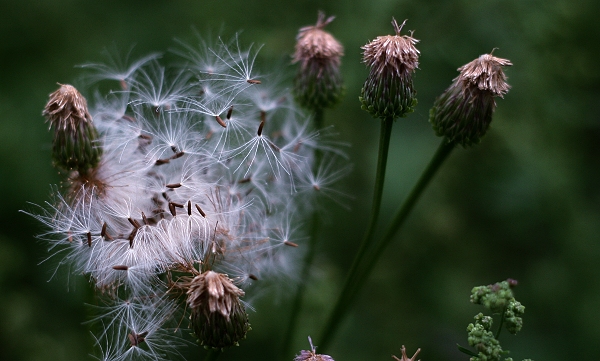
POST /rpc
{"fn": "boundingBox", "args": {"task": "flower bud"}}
[187,271,249,349]
[467,313,503,360]
[43,84,102,172]
[359,18,420,120]
[293,12,344,112]
[392,345,421,361]
[294,337,334,361]
[429,52,512,147]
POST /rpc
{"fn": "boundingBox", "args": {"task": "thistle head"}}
[294,336,335,361]
[293,11,345,112]
[429,52,512,147]
[392,345,421,361]
[359,18,420,120]
[187,271,250,349]
[42,84,102,173]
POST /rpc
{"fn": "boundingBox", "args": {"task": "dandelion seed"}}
[195,204,206,218]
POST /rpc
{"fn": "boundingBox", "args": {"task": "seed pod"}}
[294,336,335,361]
[187,271,250,349]
[430,52,512,147]
[293,12,345,112]
[43,84,102,172]
[359,19,420,120]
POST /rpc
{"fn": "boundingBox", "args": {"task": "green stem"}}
[349,139,455,300]
[495,307,506,340]
[317,117,394,351]
[203,349,222,361]
[318,138,455,352]
[280,109,324,358]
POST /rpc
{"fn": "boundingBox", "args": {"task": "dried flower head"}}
[294,336,335,361]
[43,84,102,172]
[429,52,512,147]
[187,271,250,348]
[392,345,421,361]
[293,11,345,111]
[360,18,420,119]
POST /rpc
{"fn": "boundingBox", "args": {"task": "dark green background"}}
[1,0,599,360]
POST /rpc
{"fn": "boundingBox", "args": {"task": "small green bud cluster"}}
[467,313,503,361]
[470,279,523,334]
[460,279,533,361]
[504,300,525,335]
[471,279,516,313]
[359,18,419,120]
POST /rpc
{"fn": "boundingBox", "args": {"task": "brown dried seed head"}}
[391,345,421,361]
[43,84,93,131]
[294,336,335,361]
[187,271,250,348]
[187,271,245,319]
[293,11,344,68]
[361,18,420,77]
[456,52,512,97]
[428,50,512,147]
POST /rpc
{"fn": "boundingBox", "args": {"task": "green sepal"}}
[52,120,102,172]
[294,62,345,112]
[360,69,417,120]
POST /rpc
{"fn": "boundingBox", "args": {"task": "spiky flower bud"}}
[359,18,420,120]
[429,52,512,147]
[294,336,334,361]
[43,84,102,172]
[187,271,250,349]
[293,12,344,112]
[392,345,421,361]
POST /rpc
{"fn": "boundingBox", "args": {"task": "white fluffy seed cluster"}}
[26,35,348,360]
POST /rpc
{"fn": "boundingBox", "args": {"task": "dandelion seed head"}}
[28,32,350,359]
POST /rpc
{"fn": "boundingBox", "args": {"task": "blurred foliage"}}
[1,0,599,360]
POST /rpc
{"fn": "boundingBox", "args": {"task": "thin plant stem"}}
[203,349,222,361]
[280,109,325,358]
[317,117,395,351]
[348,139,456,302]
[495,307,506,340]
[318,138,455,352]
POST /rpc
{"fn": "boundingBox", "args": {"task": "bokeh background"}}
[1,0,599,360]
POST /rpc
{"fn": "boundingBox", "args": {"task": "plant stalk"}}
[317,117,395,351]
[280,109,325,358]
[203,349,222,361]
[349,139,456,301]
[318,138,455,352]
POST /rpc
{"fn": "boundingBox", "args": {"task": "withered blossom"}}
[43,84,102,172]
[293,11,344,112]
[360,18,420,120]
[294,336,335,361]
[429,52,512,147]
[187,271,250,349]
[392,345,421,361]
